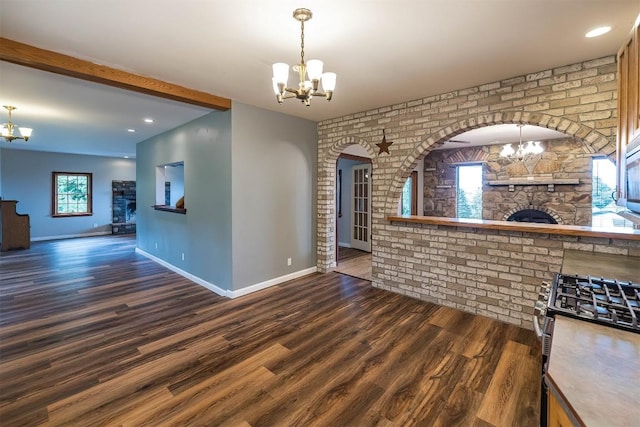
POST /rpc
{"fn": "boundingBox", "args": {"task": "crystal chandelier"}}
[272,8,336,106]
[1,105,33,143]
[499,124,543,160]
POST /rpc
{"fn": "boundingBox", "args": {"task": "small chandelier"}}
[272,8,336,106]
[1,106,33,143]
[499,124,543,160]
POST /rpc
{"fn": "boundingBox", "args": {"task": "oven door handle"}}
[533,314,543,338]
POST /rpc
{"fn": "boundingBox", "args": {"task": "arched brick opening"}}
[317,136,377,272]
[384,111,615,213]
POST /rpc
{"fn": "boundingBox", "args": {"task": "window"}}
[401,171,418,215]
[457,164,482,219]
[52,172,93,217]
[591,158,632,228]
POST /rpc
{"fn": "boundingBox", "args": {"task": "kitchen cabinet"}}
[547,391,575,427]
[616,17,640,204]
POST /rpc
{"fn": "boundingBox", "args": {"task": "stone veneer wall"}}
[316,55,628,329]
[112,180,136,235]
[423,137,594,225]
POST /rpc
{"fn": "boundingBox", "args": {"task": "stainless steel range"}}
[533,273,639,427]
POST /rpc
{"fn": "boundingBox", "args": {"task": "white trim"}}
[135,247,229,297]
[31,231,111,242]
[228,267,318,298]
[135,247,318,299]
[338,242,351,248]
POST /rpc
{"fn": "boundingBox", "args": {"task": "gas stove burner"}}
[548,273,640,334]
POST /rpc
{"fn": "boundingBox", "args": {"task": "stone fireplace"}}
[504,206,560,224]
[112,180,136,235]
[423,137,594,226]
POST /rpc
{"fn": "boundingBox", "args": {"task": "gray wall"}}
[231,102,317,291]
[137,111,234,291]
[336,157,368,247]
[1,148,135,239]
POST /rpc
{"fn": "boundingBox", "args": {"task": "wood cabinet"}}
[0,200,30,251]
[548,391,577,427]
[616,17,640,204]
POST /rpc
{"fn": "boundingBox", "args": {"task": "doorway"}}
[334,149,372,281]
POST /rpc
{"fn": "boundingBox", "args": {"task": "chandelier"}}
[1,106,33,143]
[499,124,543,160]
[272,8,336,106]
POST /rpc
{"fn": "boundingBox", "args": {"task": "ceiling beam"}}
[0,37,231,111]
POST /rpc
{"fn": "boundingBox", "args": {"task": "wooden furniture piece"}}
[0,200,30,251]
[616,17,640,203]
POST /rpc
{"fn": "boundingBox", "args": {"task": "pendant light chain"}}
[300,20,305,65]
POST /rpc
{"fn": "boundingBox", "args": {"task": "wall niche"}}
[112,180,136,235]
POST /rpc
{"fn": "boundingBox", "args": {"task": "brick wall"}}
[316,55,634,329]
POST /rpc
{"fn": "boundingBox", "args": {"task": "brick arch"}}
[384,111,615,212]
[317,136,376,272]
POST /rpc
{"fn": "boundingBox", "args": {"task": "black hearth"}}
[507,209,558,224]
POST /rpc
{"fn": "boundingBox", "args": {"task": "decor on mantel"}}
[499,124,543,160]
[1,105,33,143]
[376,129,393,155]
[272,8,336,106]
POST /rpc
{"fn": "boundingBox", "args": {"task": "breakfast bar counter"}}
[387,215,640,241]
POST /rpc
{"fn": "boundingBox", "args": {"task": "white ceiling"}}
[1,0,638,158]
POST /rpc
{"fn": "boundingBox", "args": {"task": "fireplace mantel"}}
[487,178,580,192]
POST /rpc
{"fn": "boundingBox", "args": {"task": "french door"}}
[350,164,371,252]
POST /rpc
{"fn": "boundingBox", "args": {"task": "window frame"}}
[52,171,93,217]
[400,171,418,215]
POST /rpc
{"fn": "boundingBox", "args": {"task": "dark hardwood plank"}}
[0,235,541,426]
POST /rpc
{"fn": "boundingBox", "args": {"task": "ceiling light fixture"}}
[1,105,33,143]
[585,26,611,38]
[499,124,544,160]
[127,129,136,133]
[272,8,336,106]
[144,118,154,123]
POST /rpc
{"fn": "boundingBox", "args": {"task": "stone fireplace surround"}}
[423,137,592,226]
[316,55,640,330]
[112,180,136,235]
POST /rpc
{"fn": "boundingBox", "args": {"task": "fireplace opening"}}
[506,209,558,224]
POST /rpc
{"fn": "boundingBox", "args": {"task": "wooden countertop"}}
[562,250,639,282]
[387,215,640,241]
[546,316,640,427]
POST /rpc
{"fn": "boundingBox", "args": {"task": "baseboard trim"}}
[228,267,318,299]
[338,242,351,248]
[31,231,112,242]
[135,247,229,297]
[135,247,318,299]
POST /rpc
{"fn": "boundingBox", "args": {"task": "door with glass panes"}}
[350,164,371,252]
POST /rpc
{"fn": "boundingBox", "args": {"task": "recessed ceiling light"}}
[144,118,154,123]
[585,26,611,38]
[127,129,136,133]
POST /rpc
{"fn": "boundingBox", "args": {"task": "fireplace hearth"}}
[507,209,558,224]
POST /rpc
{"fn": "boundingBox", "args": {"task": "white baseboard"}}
[135,247,317,299]
[135,247,229,297]
[228,267,318,298]
[31,231,112,242]
[338,242,351,248]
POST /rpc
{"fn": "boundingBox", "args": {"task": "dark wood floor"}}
[338,246,370,262]
[0,236,541,426]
